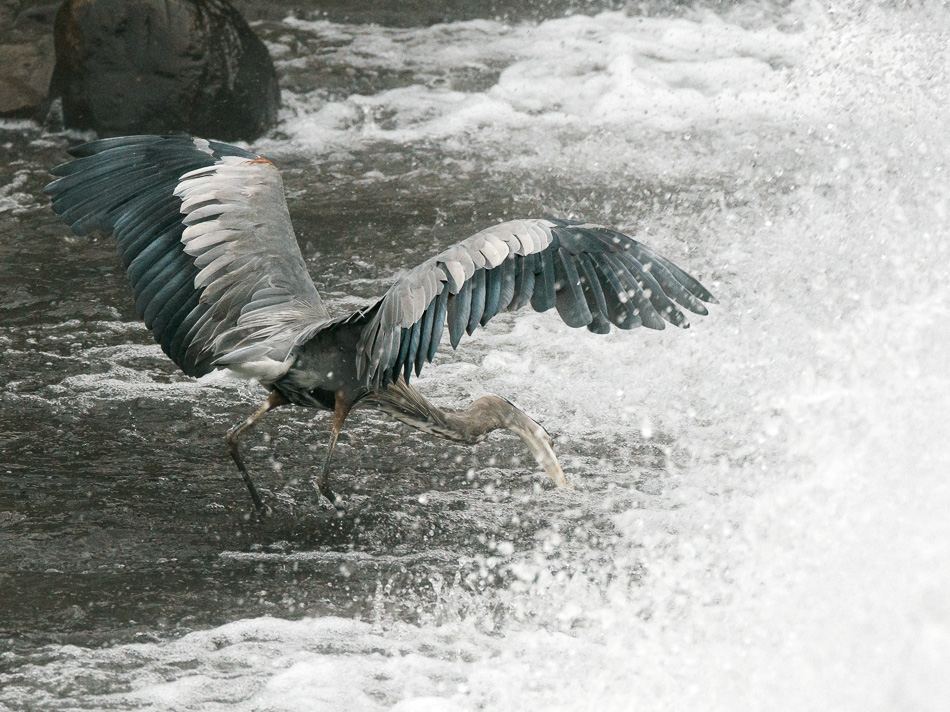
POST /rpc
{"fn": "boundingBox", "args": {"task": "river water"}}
[1,1,948,710]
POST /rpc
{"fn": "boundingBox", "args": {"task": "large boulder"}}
[0,2,56,117]
[49,0,280,141]
[0,40,55,117]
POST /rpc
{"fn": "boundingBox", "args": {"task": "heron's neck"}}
[360,377,566,485]
[360,378,511,443]
[441,396,516,442]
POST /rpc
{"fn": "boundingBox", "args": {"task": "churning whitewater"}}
[1,2,948,710]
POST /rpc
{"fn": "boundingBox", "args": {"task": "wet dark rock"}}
[48,0,280,141]
[0,42,55,117]
[0,1,56,117]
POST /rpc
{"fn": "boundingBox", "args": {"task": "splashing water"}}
[1,2,948,710]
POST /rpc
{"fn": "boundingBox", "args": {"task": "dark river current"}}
[1,1,948,709]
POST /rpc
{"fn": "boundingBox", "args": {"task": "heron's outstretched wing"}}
[357,218,716,389]
[45,135,328,379]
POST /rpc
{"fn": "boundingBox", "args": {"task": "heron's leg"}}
[226,390,288,516]
[316,393,353,510]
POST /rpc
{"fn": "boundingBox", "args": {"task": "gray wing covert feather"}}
[45,135,328,378]
[356,218,716,389]
[175,156,329,371]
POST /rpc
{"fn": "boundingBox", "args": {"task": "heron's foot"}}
[319,485,345,512]
[244,486,274,518]
[312,475,345,512]
[248,488,274,518]
[241,499,272,521]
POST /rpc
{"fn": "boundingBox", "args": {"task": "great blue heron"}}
[45,135,716,516]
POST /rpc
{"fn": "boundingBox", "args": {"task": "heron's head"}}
[478,396,568,487]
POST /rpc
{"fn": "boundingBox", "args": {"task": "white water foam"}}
[3,2,949,710]
[265,9,808,179]
[0,169,42,215]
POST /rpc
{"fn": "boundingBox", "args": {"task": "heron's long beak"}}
[507,418,568,487]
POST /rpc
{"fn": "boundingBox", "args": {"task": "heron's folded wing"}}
[45,135,328,378]
[356,218,717,389]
